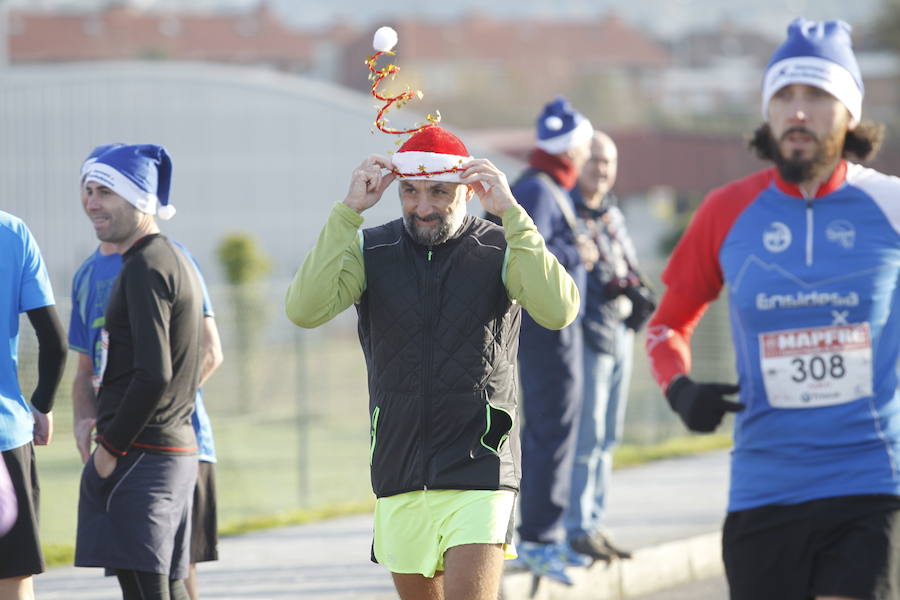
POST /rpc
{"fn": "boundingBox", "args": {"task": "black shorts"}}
[190,461,218,564]
[0,443,44,578]
[723,494,900,600]
[75,452,197,580]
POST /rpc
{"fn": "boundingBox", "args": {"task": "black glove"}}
[622,284,657,332]
[666,376,743,433]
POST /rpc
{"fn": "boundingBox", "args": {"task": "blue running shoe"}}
[559,541,593,567]
[516,541,574,586]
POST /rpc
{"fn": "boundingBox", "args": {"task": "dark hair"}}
[748,120,885,163]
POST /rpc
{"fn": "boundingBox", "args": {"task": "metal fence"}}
[16,269,736,547]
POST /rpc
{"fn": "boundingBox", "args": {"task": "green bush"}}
[217,233,271,285]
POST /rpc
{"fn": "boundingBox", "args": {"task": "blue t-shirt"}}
[69,241,217,462]
[653,163,900,511]
[721,165,900,510]
[1,211,55,451]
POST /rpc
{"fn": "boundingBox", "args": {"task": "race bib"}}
[759,323,873,409]
[93,328,110,393]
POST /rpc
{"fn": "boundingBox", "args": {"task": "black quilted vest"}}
[356,215,522,497]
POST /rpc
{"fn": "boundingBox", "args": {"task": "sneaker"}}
[559,541,593,567]
[516,541,574,586]
[569,534,611,563]
[593,530,632,559]
[570,530,632,562]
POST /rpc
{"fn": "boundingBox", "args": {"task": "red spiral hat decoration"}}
[367,26,468,179]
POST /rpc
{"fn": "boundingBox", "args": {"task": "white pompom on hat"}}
[373,26,398,53]
[535,96,593,155]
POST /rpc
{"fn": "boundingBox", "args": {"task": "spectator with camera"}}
[563,131,655,564]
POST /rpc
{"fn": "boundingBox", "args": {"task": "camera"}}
[622,283,657,332]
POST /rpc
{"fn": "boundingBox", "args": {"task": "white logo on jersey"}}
[756,291,859,310]
[763,222,791,253]
[94,328,110,393]
[826,220,855,249]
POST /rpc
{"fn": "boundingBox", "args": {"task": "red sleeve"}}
[646,169,773,392]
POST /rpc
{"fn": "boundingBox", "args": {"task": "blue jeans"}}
[517,317,583,544]
[564,327,633,540]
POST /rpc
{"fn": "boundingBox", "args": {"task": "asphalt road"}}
[635,575,728,599]
[39,452,731,599]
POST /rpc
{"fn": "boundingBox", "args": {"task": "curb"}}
[501,531,723,600]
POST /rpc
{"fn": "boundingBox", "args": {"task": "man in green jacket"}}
[285,125,579,600]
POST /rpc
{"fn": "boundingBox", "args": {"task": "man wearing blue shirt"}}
[0,211,66,600]
[648,19,900,600]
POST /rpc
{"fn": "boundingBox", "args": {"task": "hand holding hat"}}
[343,155,396,214]
[459,159,517,218]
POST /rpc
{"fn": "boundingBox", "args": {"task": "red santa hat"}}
[368,26,471,180]
[391,126,472,182]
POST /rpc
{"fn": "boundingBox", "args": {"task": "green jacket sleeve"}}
[502,204,580,330]
[285,202,365,328]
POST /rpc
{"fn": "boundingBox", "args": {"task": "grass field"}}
[34,324,375,548]
[38,430,731,567]
[16,291,737,567]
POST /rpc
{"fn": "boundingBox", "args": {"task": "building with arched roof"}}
[0,60,520,293]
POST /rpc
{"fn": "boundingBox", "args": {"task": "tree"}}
[217,233,271,411]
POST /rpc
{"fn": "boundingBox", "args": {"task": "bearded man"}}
[647,19,899,600]
[286,125,579,600]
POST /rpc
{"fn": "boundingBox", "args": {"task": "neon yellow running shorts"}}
[373,488,518,577]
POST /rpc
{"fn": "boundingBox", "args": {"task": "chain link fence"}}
[15,269,736,547]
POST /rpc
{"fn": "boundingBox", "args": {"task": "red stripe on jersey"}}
[646,168,775,391]
[131,442,199,453]
[773,160,847,198]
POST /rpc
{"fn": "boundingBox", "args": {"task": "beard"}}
[770,125,845,184]
[403,207,465,247]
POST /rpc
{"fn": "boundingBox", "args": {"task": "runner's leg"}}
[185,565,198,600]
[0,575,34,600]
[391,571,443,600]
[442,543,505,600]
[116,569,170,600]
[115,570,191,600]
[169,578,190,600]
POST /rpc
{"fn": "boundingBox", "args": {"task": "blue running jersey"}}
[648,161,900,511]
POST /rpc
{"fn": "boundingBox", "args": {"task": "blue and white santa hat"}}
[80,143,126,179]
[762,18,863,126]
[83,144,176,220]
[535,96,593,155]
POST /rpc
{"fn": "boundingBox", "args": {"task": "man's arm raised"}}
[459,160,580,330]
[285,156,395,328]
